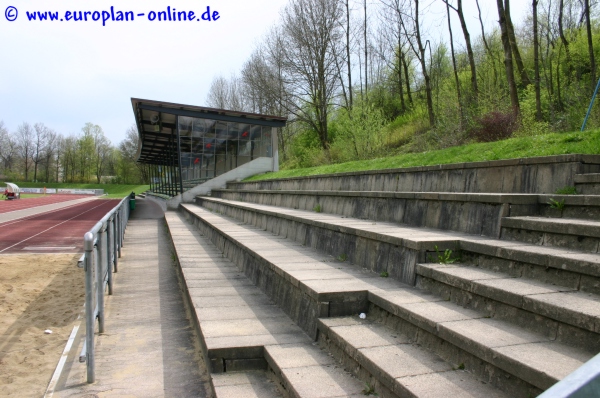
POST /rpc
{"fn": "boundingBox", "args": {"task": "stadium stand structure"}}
[166,154,600,397]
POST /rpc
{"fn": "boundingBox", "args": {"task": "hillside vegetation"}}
[208,0,600,180]
[246,129,600,181]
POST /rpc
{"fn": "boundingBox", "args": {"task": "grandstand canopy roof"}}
[131,98,287,165]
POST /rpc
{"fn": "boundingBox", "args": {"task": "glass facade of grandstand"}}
[178,117,272,182]
[132,98,286,197]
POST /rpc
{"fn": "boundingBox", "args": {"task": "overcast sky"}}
[0,0,529,145]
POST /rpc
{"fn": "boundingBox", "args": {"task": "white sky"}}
[0,0,529,145]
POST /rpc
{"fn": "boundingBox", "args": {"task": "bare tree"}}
[558,0,573,81]
[279,0,344,150]
[344,0,353,108]
[32,123,49,182]
[363,0,369,101]
[402,0,435,126]
[54,135,64,182]
[43,129,58,182]
[16,122,34,181]
[476,0,499,85]
[506,0,532,87]
[446,0,463,124]
[444,0,478,100]
[241,35,297,160]
[378,0,409,112]
[92,125,112,184]
[206,76,231,109]
[0,122,19,177]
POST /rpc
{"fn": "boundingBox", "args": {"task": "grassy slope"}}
[0,182,149,199]
[246,129,600,181]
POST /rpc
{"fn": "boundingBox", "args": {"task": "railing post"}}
[83,232,95,383]
[97,221,107,334]
[117,209,123,257]
[107,216,114,295]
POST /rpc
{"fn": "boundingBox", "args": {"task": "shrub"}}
[467,111,519,142]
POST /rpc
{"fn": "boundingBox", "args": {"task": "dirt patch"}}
[0,254,84,397]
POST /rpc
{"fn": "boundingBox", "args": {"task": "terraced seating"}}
[164,155,600,397]
[166,212,365,397]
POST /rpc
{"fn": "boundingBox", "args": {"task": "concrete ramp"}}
[165,157,274,210]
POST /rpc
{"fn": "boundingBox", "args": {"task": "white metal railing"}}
[80,196,130,383]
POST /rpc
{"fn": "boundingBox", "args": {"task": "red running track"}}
[0,195,93,214]
[0,199,121,254]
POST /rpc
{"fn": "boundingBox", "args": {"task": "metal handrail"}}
[81,196,130,383]
[538,352,600,398]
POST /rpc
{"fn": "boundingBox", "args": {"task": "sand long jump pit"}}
[0,253,84,397]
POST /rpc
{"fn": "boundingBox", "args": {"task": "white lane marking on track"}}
[0,196,96,217]
[0,201,112,253]
[0,198,98,226]
[23,246,77,250]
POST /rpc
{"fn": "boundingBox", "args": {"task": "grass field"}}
[0,182,149,199]
[246,129,600,181]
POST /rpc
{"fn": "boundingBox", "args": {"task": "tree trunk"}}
[402,52,413,106]
[497,0,520,114]
[505,0,532,87]
[363,0,368,101]
[456,0,478,100]
[584,0,597,91]
[558,0,572,82]
[414,0,435,126]
[345,0,353,108]
[446,0,463,125]
[397,43,406,112]
[533,0,542,121]
[476,0,498,85]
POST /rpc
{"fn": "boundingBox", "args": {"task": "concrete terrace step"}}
[501,216,600,253]
[317,316,510,398]
[165,212,365,398]
[576,173,600,183]
[575,173,600,195]
[367,290,592,394]
[416,263,600,351]
[195,196,600,291]
[178,204,592,395]
[224,154,600,194]
[211,189,541,237]
[211,371,283,397]
[213,189,600,223]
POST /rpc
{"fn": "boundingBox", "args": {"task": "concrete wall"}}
[227,154,600,194]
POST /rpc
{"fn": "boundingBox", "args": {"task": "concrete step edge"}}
[368,290,591,391]
[197,197,600,280]
[575,173,600,183]
[209,190,542,205]
[317,317,510,397]
[501,216,600,238]
[416,263,600,335]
